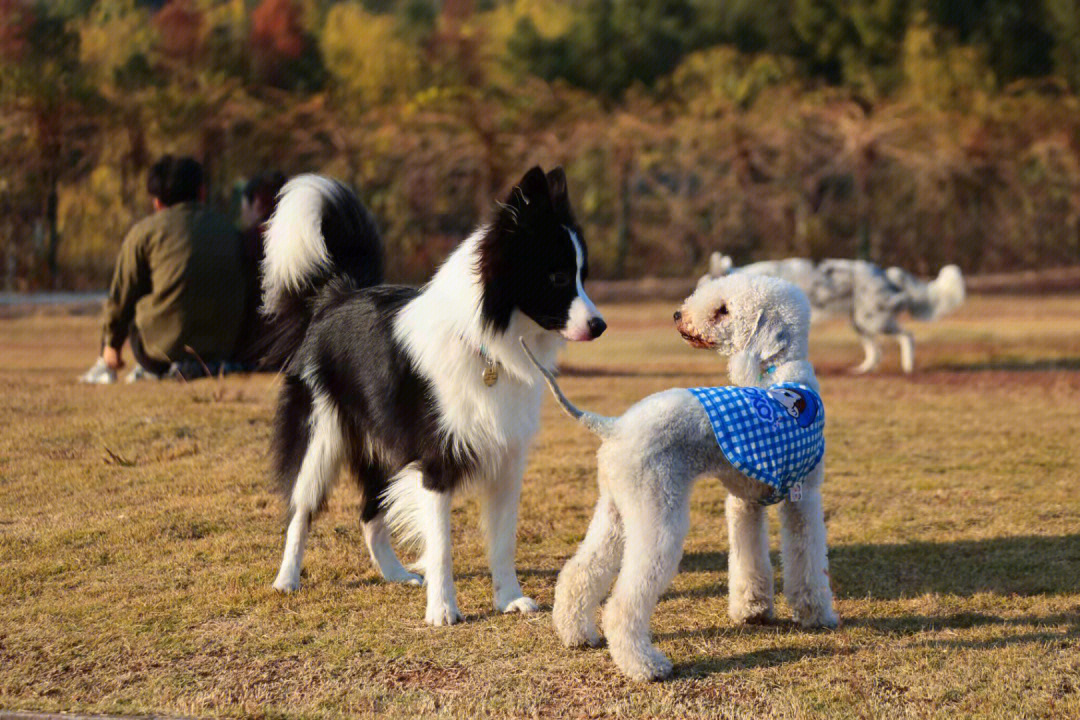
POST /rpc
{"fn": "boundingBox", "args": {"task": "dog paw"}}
[616,647,673,682]
[498,596,539,615]
[575,628,604,648]
[740,610,777,625]
[272,572,301,593]
[795,606,839,629]
[729,601,774,625]
[555,620,603,649]
[425,599,462,626]
[383,568,424,586]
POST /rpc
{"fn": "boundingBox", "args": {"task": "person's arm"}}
[101,225,151,363]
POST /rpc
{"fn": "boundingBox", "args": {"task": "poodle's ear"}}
[759,327,789,364]
[744,310,789,365]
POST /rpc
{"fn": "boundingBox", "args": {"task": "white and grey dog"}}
[699,253,965,373]
[522,273,837,681]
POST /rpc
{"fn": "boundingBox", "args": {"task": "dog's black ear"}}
[546,167,566,198]
[508,166,550,209]
[546,167,573,219]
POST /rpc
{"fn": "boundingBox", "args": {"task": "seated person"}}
[80,156,247,384]
[233,170,287,368]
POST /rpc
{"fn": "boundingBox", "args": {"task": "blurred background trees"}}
[2,0,1080,289]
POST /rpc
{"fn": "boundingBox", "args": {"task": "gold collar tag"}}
[482,360,499,387]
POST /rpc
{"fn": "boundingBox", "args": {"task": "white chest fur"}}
[392,234,563,477]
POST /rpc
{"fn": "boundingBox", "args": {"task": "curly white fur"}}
[525,274,838,681]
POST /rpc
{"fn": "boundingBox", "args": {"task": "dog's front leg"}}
[895,330,915,374]
[418,486,461,626]
[273,509,310,592]
[481,447,538,615]
[779,466,838,629]
[853,333,881,374]
[726,494,775,624]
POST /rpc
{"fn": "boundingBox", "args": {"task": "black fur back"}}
[272,284,481,518]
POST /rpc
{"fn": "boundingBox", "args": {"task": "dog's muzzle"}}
[674,311,714,349]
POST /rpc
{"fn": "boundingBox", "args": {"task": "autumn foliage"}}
[2,0,1080,290]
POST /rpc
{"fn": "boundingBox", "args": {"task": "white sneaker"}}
[79,358,117,385]
[125,364,163,384]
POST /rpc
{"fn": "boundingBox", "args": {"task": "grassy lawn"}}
[1,294,1079,719]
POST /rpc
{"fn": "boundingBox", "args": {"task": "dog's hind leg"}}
[779,465,838,628]
[361,515,422,585]
[480,445,538,615]
[273,394,344,592]
[726,493,775,624]
[553,490,623,648]
[853,333,881,374]
[602,489,689,681]
[354,459,422,585]
[895,330,915,373]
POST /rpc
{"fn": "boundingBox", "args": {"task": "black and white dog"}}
[263,167,606,625]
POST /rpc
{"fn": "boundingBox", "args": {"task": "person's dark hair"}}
[242,171,287,220]
[147,155,204,206]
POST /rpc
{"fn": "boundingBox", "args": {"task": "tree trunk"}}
[614,148,632,278]
[46,184,60,289]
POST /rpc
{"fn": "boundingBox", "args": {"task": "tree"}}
[509,0,700,102]
[791,0,912,94]
[1046,0,1080,90]
[250,0,325,91]
[0,1,101,287]
[924,0,1054,84]
[321,2,422,110]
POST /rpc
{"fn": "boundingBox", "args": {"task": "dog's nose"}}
[587,317,607,339]
[673,310,682,322]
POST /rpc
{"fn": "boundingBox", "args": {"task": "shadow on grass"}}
[930,356,1080,372]
[846,610,1080,636]
[830,534,1080,599]
[561,364,695,379]
[676,534,1080,601]
[673,643,837,677]
[667,612,1080,679]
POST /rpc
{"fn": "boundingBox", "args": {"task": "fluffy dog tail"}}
[926,264,965,319]
[885,264,965,321]
[518,338,616,437]
[260,174,384,369]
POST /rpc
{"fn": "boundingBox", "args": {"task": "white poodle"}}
[521,274,838,681]
[699,253,966,373]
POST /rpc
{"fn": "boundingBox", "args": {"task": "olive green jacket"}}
[102,203,247,364]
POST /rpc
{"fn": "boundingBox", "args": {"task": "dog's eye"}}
[713,305,729,320]
[549,271,572,288]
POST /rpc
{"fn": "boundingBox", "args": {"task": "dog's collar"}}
[479,343,500,386]
[462,336,500,387]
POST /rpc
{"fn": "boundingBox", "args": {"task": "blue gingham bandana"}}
[688,383,825,505]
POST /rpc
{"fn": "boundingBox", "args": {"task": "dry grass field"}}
[2,294,1079,719]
